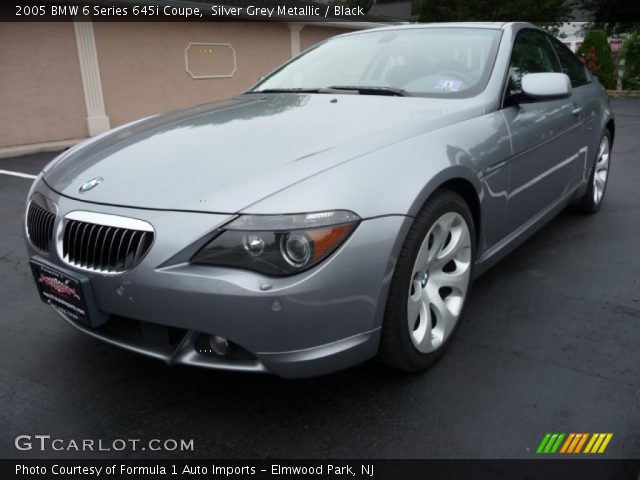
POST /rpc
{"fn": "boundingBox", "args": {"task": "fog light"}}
[209,335,229,356]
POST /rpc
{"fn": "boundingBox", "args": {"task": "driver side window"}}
[507,30,562,96]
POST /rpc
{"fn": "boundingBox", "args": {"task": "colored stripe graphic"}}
[550,433,565,453]
[598,433,613,453]
[544,433,559,453]
[584,434,598,453]
[560,433,575,453]
[539,433,613,454]
[571,433,589,453]
[537,434,552,454]
[536,433,565,454]
[574,433,589,453]
[584,433,613,454]
[567,433,582,453]
[591,433,606,453]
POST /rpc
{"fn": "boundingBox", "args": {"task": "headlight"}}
[191,211,360,276]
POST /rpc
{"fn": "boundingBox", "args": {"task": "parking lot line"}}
[0,169,37,179]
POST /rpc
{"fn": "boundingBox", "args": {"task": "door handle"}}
[571,105,583,116]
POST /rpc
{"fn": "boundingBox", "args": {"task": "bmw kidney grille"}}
[61,216,154,273]
[26,202,56,253]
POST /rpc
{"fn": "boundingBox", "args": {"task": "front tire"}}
[577,131,611,213]
[378,189,476,372]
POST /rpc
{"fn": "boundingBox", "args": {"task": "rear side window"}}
[549,37,590,87]
[507,29,562,95]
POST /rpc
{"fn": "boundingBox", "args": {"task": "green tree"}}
[579,0,640,36]
[416,0,573,32]
[576,29,615,87]
[620,30,640,90]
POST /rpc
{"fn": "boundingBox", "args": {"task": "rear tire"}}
[378,189,476,372]
[576,131,611,213]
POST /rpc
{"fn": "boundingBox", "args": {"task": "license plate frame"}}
[30,257,108,327]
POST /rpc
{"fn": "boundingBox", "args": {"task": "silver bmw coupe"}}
[25,23,614,378]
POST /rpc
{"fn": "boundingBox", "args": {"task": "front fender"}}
[244,110,512,257]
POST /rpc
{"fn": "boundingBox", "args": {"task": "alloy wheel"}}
[593,135,610,205]
[407,212,471,353]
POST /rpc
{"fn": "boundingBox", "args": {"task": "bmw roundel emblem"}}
[79,177,103,193]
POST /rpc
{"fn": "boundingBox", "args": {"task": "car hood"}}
[44,94,483,213]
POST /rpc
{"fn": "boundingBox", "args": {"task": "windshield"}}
[251,27,502,98]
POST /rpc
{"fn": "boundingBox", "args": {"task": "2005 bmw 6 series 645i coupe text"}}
[25,23,614,378]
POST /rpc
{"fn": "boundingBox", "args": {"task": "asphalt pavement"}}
[1,99,639,460]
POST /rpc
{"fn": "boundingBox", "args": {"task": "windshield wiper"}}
[248,88,325,94]
[326,86,410,97]
[248,86,409,96]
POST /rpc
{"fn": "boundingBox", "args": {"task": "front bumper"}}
[26,180,411,378]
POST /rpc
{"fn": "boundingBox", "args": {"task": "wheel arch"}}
[409,167,482,249]
[606,118,615,144]
[438,178,481,244]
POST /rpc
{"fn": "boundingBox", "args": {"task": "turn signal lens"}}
[307,225,354,262]
[191,211,360,276]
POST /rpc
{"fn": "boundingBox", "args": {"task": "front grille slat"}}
[108,229,123,270]
[62,215,153,274]
[115,230,129,271]
[124,231,139,271]
[45,212,55,252]
[133,231,149,266]
[87,224,97,267]
[79,223,91,267]
[26,202,56,253]
[66,221,78,259]
[72,221,83,263]
[91,225,104,268]
[36,206,45,250]
[83,224,97,267]
[32,206,40,248]
[62,221,70,257]
[99,227,113,270]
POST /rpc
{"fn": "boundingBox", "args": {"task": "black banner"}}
[2,0,389,22]
[3,459,640,480]
[2,0,640,22]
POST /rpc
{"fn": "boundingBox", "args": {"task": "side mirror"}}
[521,72,572,100]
